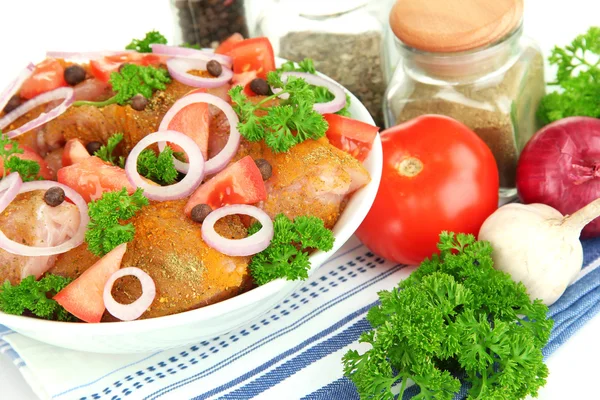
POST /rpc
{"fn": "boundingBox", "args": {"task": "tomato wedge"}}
[62,139,91,167]
[54,243,127,323]
[57,156,139,202]
[324,114,379,162]
[90,53,164,83]
[0,145,52,179]
[20,58,67,100]
[166,88,210,160]
[184,155,267,215]
[215,33,244,55]
[225,37,276,79]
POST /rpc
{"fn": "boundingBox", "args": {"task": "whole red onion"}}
[517,117,600,238]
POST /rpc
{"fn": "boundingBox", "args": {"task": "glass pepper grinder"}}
[172,0,249,48]
[384,0,545,197]
[256,0,388,127]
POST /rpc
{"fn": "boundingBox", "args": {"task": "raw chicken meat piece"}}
[0,190,80,285]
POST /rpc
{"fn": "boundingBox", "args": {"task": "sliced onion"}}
[0,173,23,214]
[0,87,75,139]
[0,63,34,112]
[166,57,233,89]
[125,130,204,201]
[158,92,240,175]
[151,44,232,68]
[0,180,89,256]
[103,267,156,321]
[45,50,135,60]
[202,205,273,257]
[273,72,346,114]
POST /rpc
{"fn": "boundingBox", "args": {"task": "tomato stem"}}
[396,157,423,177]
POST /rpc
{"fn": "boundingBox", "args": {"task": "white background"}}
[0,0,599,399]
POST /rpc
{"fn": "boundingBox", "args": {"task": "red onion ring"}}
[0,180,89,256]
[202,205,274,257]
[0,173,23,214]
[158,92,240,175]
[125,130,205,201]
[151,44,232,68]
[103,267,156,321]
[273,72,346,114]
[166,57,233,89]
[45,50,135,60]
[0,63,34,112]
[0,87,75,139]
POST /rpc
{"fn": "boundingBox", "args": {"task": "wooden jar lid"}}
[389,0,523,53]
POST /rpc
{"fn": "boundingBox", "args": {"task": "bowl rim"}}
[0,57,383,334]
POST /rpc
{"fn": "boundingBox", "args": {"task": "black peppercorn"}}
[254,158,272,181]
[191,204,213,223]
[63,65,86,86]
[3,95,22,114]
[85,141,102,155]
[206,60,223,77]
[44,187,65,207]
[249,78,270,96]
[131,94,148,111]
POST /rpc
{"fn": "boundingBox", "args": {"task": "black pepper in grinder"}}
[173,0,249,48]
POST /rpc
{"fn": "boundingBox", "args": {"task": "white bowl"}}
[0,60,383,353]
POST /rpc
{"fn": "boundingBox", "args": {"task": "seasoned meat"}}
[235,138,371,229]
[0,191,80,285]
[48,199,253,320]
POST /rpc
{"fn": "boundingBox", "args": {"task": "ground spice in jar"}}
[280,31,386,127]
[389,48,545,188]
[173,0,249,48]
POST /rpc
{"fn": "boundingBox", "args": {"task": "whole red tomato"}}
[356,115,499,265]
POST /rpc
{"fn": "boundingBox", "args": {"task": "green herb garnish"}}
[0,132,42,182]
[85,188,149,256]
[0,275,74,321]
[343,232,553,400]
[126,30,167,53]
[248,214,334,285]
[137,147,178,185]
[229,72,329,153]
[73,64,171,108]
[537,27,600,125]
[277,58,351,117]
[94,133,125,168]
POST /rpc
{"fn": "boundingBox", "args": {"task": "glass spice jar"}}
[172,0,249,48]
[256,0,387,127]
[384,0,545,197]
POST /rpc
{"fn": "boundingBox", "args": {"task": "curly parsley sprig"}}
[0,275,74,321]
[343,232,553,400]
[248,214,334,285]
[137,147,179,185]
[0,132,42,182]
[229,72,329,153]
[126,30,167,53]
[537,27,600,125]
[73,64,171,108]
[85,188,149,256]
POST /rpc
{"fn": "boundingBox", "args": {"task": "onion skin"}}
[517,117,600,238]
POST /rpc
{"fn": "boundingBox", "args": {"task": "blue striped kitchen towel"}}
[1,235,600,400]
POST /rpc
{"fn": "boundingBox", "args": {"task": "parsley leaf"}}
[343,232,553,400]
[248,214,334,285]
[537,27,600,125]
[229,73,329,153]
[73,64,171,108]
[0,132,41,182]
[126,30,167,53]
[94,133,125,168]
[136,147,178,185]
[0,275,74,321]
[85,188,149,256]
